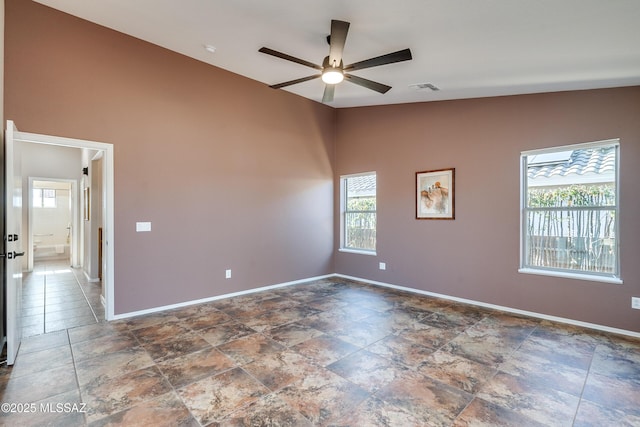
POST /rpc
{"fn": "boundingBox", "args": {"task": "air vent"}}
[409,83,440,91]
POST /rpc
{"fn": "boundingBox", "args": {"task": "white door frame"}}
[13,130,115,320]
[27,178,79,271]
[5,121,23,365]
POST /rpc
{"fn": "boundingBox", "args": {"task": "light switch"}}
[136,222,151,232]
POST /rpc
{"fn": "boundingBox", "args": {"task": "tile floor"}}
[21,260,104,337]
[1,277,639,426]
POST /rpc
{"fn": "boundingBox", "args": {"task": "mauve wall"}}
[5,1,639,333]
[4,0,335,314]
[335,88,640,332]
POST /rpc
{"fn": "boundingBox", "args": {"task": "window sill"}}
[518,268,623,285]
[339,248,377,256]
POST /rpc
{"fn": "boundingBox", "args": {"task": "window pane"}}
[523,142,618,278]
[345,212,376,251]
[525,209,616,274]
[527,146,616,208]
[346,175,376,211]
[342,173,376,252]
[42,189,57,208]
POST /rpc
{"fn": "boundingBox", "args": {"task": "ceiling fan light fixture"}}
[322,68,344,84]
[259,20,412,102]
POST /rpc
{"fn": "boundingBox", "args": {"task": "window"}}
[33,188,57,208]
[340,172,376,253]
[520,140,620,282]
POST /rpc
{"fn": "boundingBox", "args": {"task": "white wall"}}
[21,143,82,270]
[32,187,71,248]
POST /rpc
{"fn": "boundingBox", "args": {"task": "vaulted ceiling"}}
[34,0,640,108]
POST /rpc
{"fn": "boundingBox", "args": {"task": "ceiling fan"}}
[259,19,412,103]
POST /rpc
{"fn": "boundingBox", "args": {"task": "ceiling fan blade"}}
[268,74,321,89]
[344,74,392,94]
[328,20,350,66]
[322,84,335,103]
[344,48,412,72]
[259,47,322,70]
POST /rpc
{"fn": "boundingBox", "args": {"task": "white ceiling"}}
[34,0,640,108]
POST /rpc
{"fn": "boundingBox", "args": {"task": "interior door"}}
[5,120,24,365]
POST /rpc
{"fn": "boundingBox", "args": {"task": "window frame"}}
[519,139,622,284]
[33,188,57,209]
[339,171,377,255]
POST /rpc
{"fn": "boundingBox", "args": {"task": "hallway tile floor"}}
[21,261,104,337]
[1,277,639,426]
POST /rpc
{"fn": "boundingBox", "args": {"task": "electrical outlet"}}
[632,297,640,310]
[225,269,232,279]
[379,262,386,270]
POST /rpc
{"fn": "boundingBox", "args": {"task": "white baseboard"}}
[112,274,335,320]
[83,270,100,283]
[335,274,640,339]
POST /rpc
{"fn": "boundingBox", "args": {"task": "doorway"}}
[6,125,115,348]
[22,176,105,336]
[28,178,77,270]
[20,133,114,315]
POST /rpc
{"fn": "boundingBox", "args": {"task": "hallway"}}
[21,261,104,337]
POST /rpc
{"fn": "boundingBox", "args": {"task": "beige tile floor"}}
[21,260,104,337]
[1,277,639,426]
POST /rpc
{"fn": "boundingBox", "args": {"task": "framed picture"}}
[84,187,90,221]
[416,168,455,219]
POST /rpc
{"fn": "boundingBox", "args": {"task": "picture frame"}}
[416,168,455,220]
[84,187,90,221]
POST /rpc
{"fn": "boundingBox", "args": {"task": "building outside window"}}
[520,140,620,282]
[340,172,376,253]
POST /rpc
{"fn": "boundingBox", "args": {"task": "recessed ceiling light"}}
[204,44,217,53]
